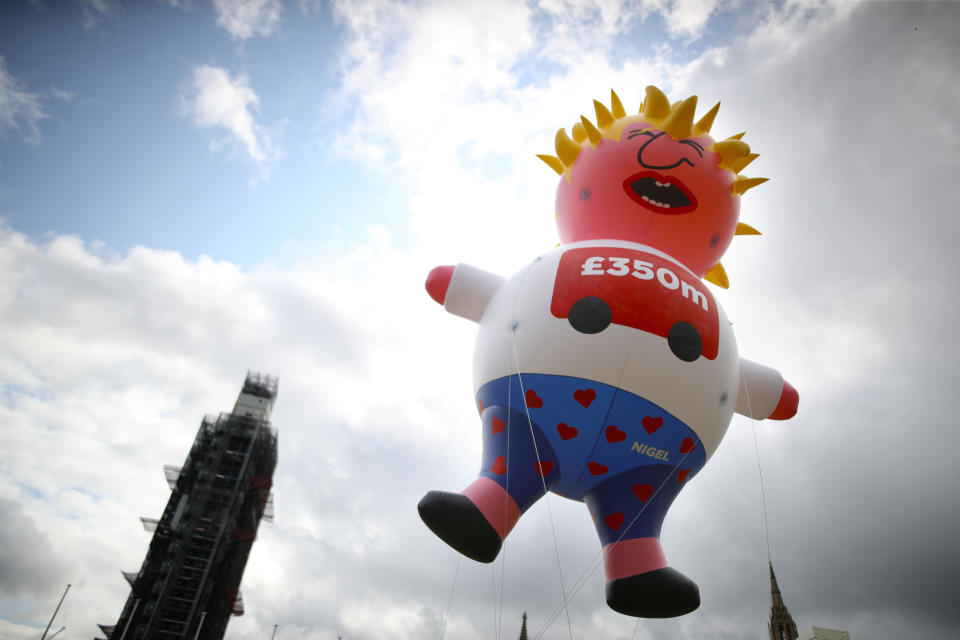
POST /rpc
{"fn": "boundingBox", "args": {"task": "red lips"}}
[623,171,697,215]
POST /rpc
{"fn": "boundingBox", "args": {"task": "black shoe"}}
[605,567,700,618]
[417,491,502,563]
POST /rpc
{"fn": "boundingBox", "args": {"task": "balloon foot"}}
[606,566,700,618]
[418,490,502,563]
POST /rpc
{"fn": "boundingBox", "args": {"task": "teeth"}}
[653,180,673,188]
[642,194,671,208]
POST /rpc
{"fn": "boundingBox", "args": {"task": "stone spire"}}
[768,562,799,640]
[518,611,528,640]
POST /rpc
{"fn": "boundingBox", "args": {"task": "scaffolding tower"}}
[99,373,279,640]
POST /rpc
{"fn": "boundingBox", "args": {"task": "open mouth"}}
[623,172,697,214]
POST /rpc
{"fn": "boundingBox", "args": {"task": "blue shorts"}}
[474,373,706,545]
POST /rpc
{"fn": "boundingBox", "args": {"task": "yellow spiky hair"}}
[537,86,768,289]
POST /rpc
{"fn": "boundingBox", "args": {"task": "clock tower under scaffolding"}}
[98,373,278,640]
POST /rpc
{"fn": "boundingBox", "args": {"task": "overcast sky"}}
[1,1,959,639]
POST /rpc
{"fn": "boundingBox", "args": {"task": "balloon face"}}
[555,116,739,278]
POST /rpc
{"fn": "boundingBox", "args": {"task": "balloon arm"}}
[425,265,455,304]
[768,380,798,420]
[734,358,798,421]
[432,263,506,323]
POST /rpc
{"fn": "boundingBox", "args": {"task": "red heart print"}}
[535,461,554,476]
[526,389,543,408]
[679,437,695,453]
[632,484,654,502]
[605,512,624,531]
[491,456,506,475]
[587,461,608,475]
[573,388,596,408]
[557,423,578,440]
[491,417,505,434]
[677,468,691,483]
[605,425,626,443]
[642,416,663,434]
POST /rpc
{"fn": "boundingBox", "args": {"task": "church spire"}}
[768,562,799,640]
[518,611,528,640]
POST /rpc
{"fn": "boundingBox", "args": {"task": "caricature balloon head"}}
[539,85,767,285]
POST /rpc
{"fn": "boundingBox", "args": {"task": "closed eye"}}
[679,139,704,156]
[627,129,655,140]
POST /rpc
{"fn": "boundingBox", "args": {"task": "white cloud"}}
[178,64,281,171]
[0,56,47,145]
[653,0,722,39]
[213,0,283,40]
[0,497,69,597]
[536,0,722,41]
[0,620,42,640]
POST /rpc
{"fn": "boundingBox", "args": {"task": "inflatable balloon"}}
[419,86,798,618]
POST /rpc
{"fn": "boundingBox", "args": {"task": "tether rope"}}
[531,324,691,640]
[491,564,501,640]
[438,555,460,640]
[514,258,652,640]
[488,257,575,640]
[740,369,773,562]
[496,365,514,640]
[511,333,575,640]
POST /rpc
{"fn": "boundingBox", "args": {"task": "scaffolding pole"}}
[118,599,140,640]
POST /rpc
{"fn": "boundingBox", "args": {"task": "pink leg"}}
[602,537,669,582]
[463,477,522,540]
